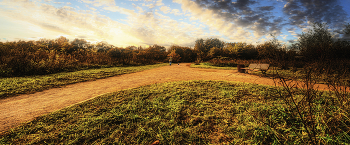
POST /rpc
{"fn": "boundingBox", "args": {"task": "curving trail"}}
[0,63,331,134]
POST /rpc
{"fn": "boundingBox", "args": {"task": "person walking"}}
[169,56,172,66]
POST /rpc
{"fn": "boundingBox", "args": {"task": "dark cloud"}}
[286,27,296,31]
[189,0,349,43]
[258,6,274,11]
[283,0,349,29]
[193,0,257,15]
[192,0,285,37]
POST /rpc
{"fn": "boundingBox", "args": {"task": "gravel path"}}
[0,63,331,134]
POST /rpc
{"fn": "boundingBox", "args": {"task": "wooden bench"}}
[241,63,270,74]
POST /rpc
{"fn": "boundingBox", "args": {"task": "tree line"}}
[1,22,349,77]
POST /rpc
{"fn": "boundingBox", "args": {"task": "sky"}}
[0,0,349,48]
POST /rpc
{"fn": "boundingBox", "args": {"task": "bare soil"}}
[0,63,332,134]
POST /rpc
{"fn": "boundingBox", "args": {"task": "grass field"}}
[0,63,168,99]
[1,80,348,144]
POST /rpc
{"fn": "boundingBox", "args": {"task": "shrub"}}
[0,38,169,77]
[209,58,237,67]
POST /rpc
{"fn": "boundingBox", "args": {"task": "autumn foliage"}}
[0,37,170,77]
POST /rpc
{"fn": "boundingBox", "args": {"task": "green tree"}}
[194,38,224,61]
[208,47,223,59]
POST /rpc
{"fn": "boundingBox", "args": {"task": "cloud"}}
[281,35,287,39]
[282,0,349,29]
[39,22,71,35]
[170,9,182,15]
[123,7,208,46]
[103,5,136,15]
[81,0,116,7]
[142,3,155,9]
[81,0,136,15]
[2,0,348,47]
[54,2,64,4]
[0,0,204,47]
[156,0,163,6]
[0,0,142,46]
[258,6,274,11]
[175,0,285,43]
[160,6,171,14]
[288,31,297,36]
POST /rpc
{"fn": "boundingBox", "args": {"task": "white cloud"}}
[142,3,155,9]
[81,0,116,7]
[160,6,171,14]
[281,35,288,39]
[89,7,97,11]
[170,9,182,15]
[156,0,163,6]
[103,5,135,15]
[122,6,207,46]
[136,6,143,13]
[80,0,94,4]
[288,31,297,35]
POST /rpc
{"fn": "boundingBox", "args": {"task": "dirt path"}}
[0,63,331,134]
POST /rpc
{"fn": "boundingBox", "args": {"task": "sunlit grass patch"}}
[190,63,237,70]
[0,63,168,99]
[1,80,348,144]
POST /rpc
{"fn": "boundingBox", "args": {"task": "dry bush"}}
[270,60,350,144]
[265,22,350,144]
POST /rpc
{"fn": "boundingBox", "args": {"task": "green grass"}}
[0,63,168,99]
[1,80,348,144]
[190,63,237,70]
